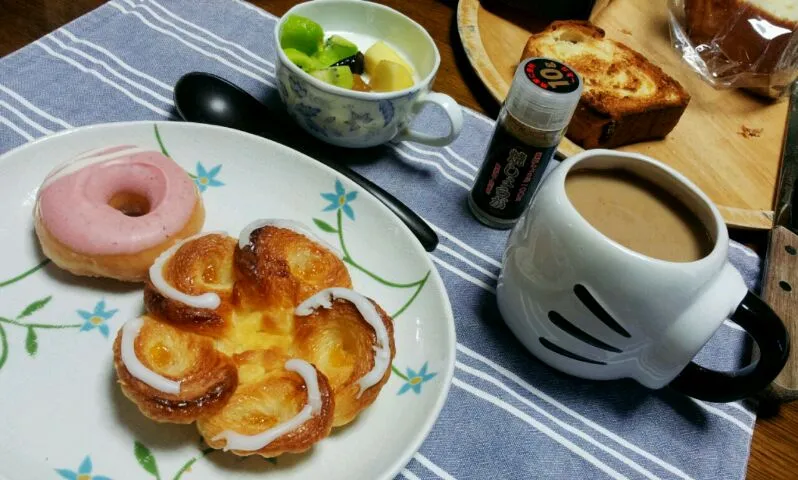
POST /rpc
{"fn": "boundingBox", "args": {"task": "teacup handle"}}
[397,92,463,147]
[669,292,790,402]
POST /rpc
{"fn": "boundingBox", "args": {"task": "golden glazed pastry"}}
[113,221,395,457]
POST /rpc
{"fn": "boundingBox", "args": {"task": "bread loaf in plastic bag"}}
[668,0,797,99]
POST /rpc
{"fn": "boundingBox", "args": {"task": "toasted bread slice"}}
[521,21,690,148]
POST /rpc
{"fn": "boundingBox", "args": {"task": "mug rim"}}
[274,0,442,100]
[555,149,728,267]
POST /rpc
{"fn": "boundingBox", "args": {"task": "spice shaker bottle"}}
[469,58,583,229]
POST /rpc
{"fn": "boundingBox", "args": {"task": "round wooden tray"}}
[457,0,789,229]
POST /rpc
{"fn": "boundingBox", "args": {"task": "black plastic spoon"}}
[174,72,438,252]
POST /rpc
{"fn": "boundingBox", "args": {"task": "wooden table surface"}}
[2,0,796,477]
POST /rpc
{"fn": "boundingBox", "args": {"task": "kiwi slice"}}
[284,48,324,73]
[314,35,359,67]
[310,66,355,90]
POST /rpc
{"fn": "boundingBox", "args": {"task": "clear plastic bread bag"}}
[668,0,797,99]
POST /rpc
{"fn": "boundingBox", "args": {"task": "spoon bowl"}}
[174,72,269,136]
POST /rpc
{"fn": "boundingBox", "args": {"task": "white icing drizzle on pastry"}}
[295,288,390,396]
[149,231,226,310]
[121,316,182,395]
[213,359,322,451]
[238,218,343,258]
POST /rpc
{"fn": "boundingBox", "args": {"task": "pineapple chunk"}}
[364,41,414,77]
[370,60,414,92]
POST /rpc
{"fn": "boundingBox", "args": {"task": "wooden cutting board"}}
[457,0,790,229]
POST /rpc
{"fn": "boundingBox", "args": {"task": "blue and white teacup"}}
[274,0,463,149]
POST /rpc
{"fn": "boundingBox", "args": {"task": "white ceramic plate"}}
[0,121,455,480]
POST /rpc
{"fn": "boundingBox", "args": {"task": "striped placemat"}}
[0,1,762,478]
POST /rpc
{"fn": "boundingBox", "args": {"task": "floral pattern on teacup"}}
[277,66,424,148]
[378,99,394,127]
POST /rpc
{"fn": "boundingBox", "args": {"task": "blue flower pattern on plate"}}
[77,300,118,339]
[55,455,112,480]
[321,179,357,220]
[398,362,437,395]
[193,163,224,192]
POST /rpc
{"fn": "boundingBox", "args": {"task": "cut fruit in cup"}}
[280,15,324,56]
[370,60,414,92]
[284,48,325,73]
[352,74,371,92]
[364,41,414,77]
[315,35,359,67]
[332,52,365,76]
[280,18,416,93]
[311,66,355,90]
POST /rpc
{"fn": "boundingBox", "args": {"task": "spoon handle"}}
[320,160,438,252]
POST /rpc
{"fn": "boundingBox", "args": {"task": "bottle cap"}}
[505,58,583,132]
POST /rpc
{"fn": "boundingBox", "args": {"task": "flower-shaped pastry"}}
[112,220,395,458]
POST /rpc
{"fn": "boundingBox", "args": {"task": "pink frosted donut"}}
[34,146,205,282]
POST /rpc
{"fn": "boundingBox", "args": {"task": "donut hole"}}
[108,191,151,217]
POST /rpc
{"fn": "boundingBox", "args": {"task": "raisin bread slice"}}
[521,21,691,148]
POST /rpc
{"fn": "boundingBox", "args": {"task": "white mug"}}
[274,0,463,148]
[497,149,789,402]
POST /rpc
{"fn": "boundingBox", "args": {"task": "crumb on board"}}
[620,28,632,35]
[739,125,763,139]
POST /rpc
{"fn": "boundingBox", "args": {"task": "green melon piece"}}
[280,15,324,56]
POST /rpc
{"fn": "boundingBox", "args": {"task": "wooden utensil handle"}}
[760,226,798,402]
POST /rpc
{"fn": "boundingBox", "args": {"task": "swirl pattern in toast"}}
[113,221,395,457]
[521,20,690,148]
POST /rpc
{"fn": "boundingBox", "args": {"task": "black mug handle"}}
[669,292,790,402]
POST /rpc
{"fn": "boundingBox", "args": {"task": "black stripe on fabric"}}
[538,337,607,365]
[573,284,631,338]
[547,311,623,353]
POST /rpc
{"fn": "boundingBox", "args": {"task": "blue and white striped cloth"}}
[0,1,763,478]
